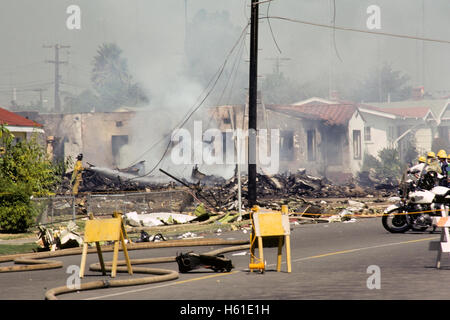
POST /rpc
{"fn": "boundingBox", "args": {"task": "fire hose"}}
[0,238,250,300]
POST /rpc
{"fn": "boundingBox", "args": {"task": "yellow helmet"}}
[418,156,426,163]
[437,149,447,159]
[427,151,436,158]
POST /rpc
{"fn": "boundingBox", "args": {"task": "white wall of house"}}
[414,127,433,154]
[347,111,365,175]
[357,112,396,159]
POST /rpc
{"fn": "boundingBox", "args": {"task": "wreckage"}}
[36,221,83,251]
[60,164,396,212]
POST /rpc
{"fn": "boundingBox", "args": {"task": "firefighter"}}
[426,151,442,174]
[418,156,426,164]
[437,150,448,187]
[71,153,83,196]
[448,153,450,186]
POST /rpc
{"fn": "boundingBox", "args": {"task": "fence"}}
[32,189,196,226]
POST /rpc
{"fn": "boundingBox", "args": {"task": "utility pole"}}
[32,88,47,109]
[248,0,259,208]
[44,44,70,113]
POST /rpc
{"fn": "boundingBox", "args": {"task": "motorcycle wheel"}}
[382,209,410,233]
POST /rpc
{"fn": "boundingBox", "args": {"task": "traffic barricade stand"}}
[249,205,291,273]
[429,208,450,269]
[79,212,133,278]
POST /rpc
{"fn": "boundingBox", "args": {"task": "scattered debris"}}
[175,252,233,273]
[124,211,197,227]
[36,221,83,251]
[178,232,203,239]
[135,230,166,242]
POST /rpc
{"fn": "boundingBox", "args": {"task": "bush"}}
[360,148,404,183]
[0,125,59,232]
[0,181,37,233]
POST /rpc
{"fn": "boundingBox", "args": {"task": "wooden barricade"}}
[79,212,132,278]
[249,205,291,273]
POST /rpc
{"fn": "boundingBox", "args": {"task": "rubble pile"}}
[59,167,177,194]
[59,166,396,216]
[195,170,396,211]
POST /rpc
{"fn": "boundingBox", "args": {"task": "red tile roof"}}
[0,107,43,127]
[267,103,357,126]
[360,105,431,119]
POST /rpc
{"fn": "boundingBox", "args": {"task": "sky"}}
[0,0,449,109]
[0,0,449,176]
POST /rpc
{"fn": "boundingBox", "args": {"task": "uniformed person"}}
[71,153,83,196]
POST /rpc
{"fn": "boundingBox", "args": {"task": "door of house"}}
[111,135,129,167]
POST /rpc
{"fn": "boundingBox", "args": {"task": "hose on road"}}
[0,238,249,300]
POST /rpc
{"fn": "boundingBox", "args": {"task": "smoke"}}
[2,0,450,180]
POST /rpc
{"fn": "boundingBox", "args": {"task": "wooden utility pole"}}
[248,0,259,207]
[44,44,70,113]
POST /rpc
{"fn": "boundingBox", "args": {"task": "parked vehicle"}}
[382,171,450,233]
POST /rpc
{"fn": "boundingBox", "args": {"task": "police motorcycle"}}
[382,164,450,233]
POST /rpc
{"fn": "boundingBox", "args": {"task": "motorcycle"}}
[382,169,450,233]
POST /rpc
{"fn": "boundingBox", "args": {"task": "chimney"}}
[412,86,424,100]
[329,90,340,101]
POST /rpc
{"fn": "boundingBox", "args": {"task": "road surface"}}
[1,217,449,303]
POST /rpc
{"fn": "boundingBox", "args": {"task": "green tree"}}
[360,148,404,184]
[351,62,412,103]
[63,89,100,113]
[0,125,60,232]
[261,71,308,104]
[91,43,149,110]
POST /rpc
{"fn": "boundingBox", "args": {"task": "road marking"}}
[272,236,438,266]
[85,236,438,300]
[84,270,240,300]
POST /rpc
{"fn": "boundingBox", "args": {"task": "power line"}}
[262,15,450,45]
[44,44,71,112]
[124,22,251,180]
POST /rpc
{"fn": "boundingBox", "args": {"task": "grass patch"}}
[0,232,36,241]
[0,243,39,256]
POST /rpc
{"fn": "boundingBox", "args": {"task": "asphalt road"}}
[1,217,450,302]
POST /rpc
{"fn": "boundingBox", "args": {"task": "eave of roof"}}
[0,107,43,127]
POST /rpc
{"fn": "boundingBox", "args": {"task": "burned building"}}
[209,100,363,183]
[17,110,135,168]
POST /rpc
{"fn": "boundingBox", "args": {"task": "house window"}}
[364,126,371,141]
[223,117,231,124]
[280,130,294,160]
[307,129,316,161]
[353,130,361,160]
[222,131,235,163]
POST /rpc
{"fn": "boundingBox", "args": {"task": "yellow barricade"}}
[249,205,291,273]
[79,212,132,278]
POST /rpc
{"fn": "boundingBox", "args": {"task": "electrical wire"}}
[123,22,251,180]
[331,0,343,62]
[262,15,450,45]
[266,0,282,54]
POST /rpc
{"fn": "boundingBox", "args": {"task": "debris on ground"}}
[124,211,198,227]
[135,230,166,242]
[175,251,234,273]
[36,221,83,251]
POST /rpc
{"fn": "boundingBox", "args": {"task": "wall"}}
[36,111,135,168]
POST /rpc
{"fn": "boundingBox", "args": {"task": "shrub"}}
[0,181,36,233]
[0,125,59,232]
